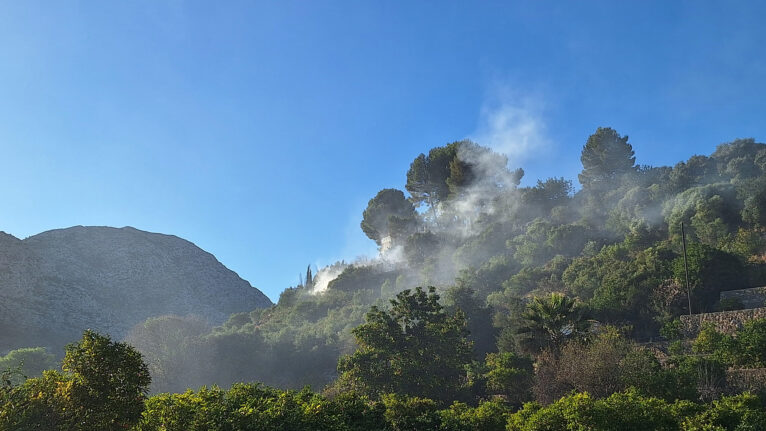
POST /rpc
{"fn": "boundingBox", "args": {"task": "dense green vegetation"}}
[0,347,57,386]
[4,128,766,428]
[130,128,763,393]
[5,328,766,430]
[1,331,150,430]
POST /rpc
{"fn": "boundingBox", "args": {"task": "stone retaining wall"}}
[720,286,766,309]
[680,307,766,337]
[726,368,766,394]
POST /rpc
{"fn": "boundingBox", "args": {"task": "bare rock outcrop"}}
[0,226,271,352]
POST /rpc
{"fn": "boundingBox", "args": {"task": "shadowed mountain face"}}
[0,226,271,352]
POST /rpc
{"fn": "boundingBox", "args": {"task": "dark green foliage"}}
[511,220,592,268]
[453,222,519,268]
[444,284,497,357]
[742,185,766,228]
[671,243,747,312]
[517,293,588,354]
[453,253,518,300]
[502,255,569,297]
[361,188,418,246]
[62,330,152,429]
[0,330,151,431]
[327,265,398,295]
[683,393,766,431]
[669,155,720,192]
[693,319,766,368]
[306,265,314,289]
[578,127,636,191]
[0,347,57,385]
[406,142,460,213]
[482,352,533,406]
[404,231,439,264]
[335,287,473,403]
[445,141,517,199]
[664,183,742,246]
[521,177,573,217]
[563,242,675,333]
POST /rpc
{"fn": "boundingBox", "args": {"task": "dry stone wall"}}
[680,307,766,337]
[720,286,766,309]
[726,368,766,394]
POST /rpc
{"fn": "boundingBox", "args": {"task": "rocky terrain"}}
[0,226,272,353]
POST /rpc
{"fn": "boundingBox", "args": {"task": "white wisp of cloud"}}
[471,92,550,162]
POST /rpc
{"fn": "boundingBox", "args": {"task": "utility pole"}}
[681,222,692,316]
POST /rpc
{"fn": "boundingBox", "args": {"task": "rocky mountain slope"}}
[0,226,272,352]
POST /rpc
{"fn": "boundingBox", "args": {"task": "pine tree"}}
[578,127,636,191]
[305,265,313,289]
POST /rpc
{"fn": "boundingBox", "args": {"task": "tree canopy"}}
[360,188,417,246]
[405,143,460,212]
[0,330,151,431]
[578,127,636,191]
[336,286,473,403]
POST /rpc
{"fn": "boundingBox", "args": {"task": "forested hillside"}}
[4,128,766,430]
[115,128,766,393]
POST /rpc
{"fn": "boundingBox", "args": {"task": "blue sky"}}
[1,1,764,302]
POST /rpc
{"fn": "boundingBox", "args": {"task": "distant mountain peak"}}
[0,225,272,352]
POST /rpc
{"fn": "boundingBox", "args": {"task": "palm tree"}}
[518,293,588,354]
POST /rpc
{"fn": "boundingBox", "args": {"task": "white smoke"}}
[312,89,552,292]
[310,264,348,294]
[380,244,406,266]
[434,90,551,236]
[471,91,549,162]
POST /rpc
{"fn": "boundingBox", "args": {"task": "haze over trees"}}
[4,128,766,429]
[102,128,766,396]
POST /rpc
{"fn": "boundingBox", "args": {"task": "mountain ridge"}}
[0,225,271,353]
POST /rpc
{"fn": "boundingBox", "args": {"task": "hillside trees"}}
[0,330,151,431]
[0,347,57,385]
[125,315,211,393]
[519,177,573,221]
[693,318,766,368]
[67,132,766,404]
[578,127,636,191]
[335,286,473,403]
[405,140,521,224]
[562,242,677,333]
[406,143,460,215]
[361,188,418,246]
[670,243,746,312]
[742,185,766,228]
[482,352,533,406]
[516,293,588,354]
[578,128,638,225]
[664,183,742,246]
[61,330,152,429]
